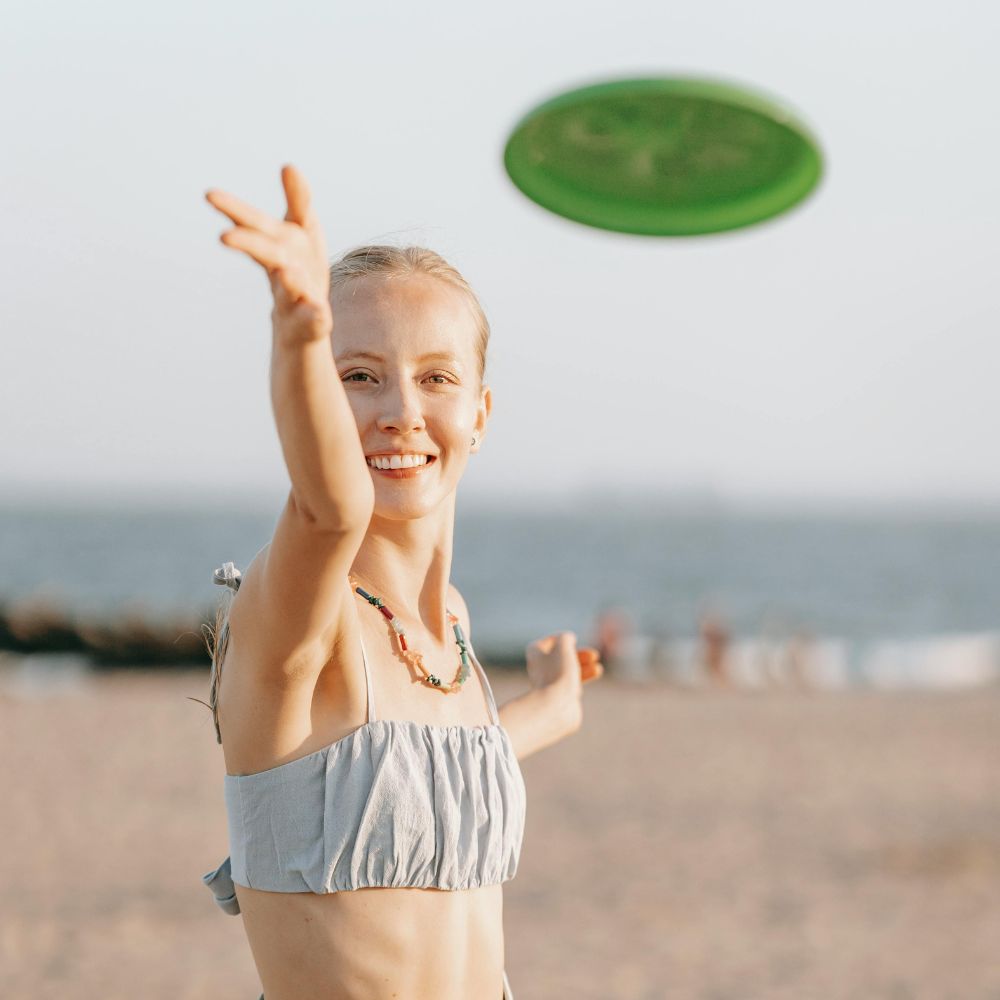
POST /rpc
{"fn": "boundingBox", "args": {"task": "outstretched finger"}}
[219,227,285,272]
[281,164,314,226]
[205,189,282,237]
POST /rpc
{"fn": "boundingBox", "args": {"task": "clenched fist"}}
[526,631,604,700]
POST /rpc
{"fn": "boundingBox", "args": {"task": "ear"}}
[473,384,492,450]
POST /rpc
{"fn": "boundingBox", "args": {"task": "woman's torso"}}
[217,578,520,1000]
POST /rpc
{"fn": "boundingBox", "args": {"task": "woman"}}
[200,164,604,1000]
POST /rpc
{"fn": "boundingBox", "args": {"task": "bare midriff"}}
[237,880,506,1000]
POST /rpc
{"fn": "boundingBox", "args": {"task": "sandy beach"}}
[2,663,998,999]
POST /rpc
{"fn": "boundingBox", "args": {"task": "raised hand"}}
[205,164,332,344]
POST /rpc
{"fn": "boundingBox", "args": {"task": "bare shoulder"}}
[230,542,268,601]
[217,540,367,774]
[447,581,472,642]
[226,543,270,638]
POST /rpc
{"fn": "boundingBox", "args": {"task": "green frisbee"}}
[502,77,823,236]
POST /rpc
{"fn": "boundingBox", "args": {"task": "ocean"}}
[2,499,998,655]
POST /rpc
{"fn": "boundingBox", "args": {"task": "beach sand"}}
[2,664,998,999]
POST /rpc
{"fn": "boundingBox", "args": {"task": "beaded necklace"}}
[348,575,472,693]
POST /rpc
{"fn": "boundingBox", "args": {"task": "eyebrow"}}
[337,350,464,366]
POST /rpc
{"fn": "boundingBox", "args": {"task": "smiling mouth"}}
[366,455,437,472]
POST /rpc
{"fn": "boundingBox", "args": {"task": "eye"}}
[342,370,455,385]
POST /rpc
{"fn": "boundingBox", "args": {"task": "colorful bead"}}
[350,577,470,693]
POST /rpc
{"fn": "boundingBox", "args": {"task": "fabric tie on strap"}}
[203,855,241,915]
[213,561,242,592]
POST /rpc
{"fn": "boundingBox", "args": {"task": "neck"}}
[350,494,457,645]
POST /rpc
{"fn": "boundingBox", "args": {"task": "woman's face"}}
[330,274,491,521]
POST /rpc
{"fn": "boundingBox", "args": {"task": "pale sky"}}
[3,1,997,509]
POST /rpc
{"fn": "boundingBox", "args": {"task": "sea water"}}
[1,500,998,686]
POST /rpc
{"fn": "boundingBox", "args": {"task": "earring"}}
[471,435,477,446]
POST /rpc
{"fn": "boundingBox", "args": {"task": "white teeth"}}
[367,454,430,470]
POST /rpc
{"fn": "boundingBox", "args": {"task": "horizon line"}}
[2,483,999,519]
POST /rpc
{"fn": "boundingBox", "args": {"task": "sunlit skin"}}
[332,272,491,650]
[204,165,603,1000]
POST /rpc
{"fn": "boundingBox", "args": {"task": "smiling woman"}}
[200,164,602,1000]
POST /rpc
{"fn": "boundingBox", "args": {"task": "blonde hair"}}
[329,245,490,387]
[195,569,239,745]
[198,246,490,745]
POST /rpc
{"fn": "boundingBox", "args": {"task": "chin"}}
[375,474,466,518]
[371,492,448,522]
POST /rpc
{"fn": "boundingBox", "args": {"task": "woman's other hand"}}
[526,631,605,698]
[205,164,332,345]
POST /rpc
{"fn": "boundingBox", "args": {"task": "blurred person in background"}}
[699,608,731,688]
[593,603,634,677]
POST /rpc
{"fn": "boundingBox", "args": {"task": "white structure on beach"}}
[608,631,1000,690]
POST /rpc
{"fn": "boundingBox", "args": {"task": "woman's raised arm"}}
[205,165,374,680]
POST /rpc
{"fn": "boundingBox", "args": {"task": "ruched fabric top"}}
[202,568,527,916]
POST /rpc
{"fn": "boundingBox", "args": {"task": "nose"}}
[376,377,426,436]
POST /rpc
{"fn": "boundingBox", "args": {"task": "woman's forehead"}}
[331,274,477,360]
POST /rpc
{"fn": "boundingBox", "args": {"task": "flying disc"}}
[503,77,823,236]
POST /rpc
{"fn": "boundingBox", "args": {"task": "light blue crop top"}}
[202,565,527,915]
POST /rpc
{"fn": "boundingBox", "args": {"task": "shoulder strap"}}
[352,593,377,723]
[465,636,500,726]
[359,631,377,723]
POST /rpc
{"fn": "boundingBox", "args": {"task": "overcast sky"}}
[3,1,997,511]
